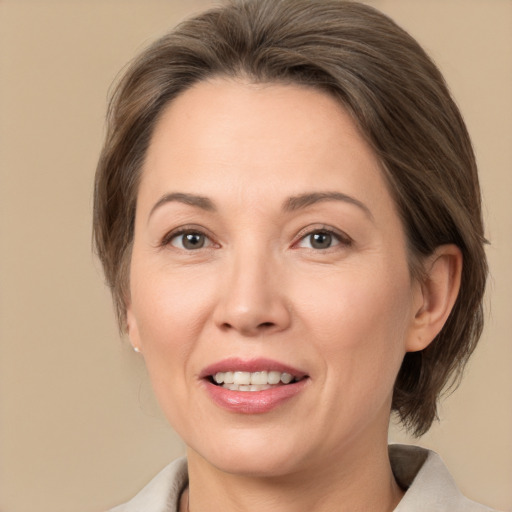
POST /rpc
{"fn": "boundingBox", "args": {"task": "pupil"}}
[183,233,204,249]
[311,232,331,249]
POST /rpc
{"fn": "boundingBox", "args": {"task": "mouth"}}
[200,359,309,413]
[200,358,309,392]
[208,370,304,392]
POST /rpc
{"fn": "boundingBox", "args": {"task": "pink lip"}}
[200,358,309,414]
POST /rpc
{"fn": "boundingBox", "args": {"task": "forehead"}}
[139,78,393,217]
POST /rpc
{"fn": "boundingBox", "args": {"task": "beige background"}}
[0,1,510,511]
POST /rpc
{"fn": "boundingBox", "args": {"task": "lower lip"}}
[203,379,309,414]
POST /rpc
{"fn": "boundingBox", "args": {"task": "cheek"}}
[128,269,214,430]
[297,264,412,380]
[131,265,214,342]
[128,265,218,400]
[304,266,411,338]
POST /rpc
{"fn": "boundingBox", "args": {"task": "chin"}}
[189,430,309,478]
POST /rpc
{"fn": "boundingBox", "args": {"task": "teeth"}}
[213,370,297,388]
[250,371,267,385]
[281,372,293,384]
[234,371,252,385]
[268,371,281,384]
[224,383,273,391]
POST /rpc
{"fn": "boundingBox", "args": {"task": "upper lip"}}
[199,357,308,380]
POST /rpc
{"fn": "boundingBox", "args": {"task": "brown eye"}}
[170,231,208,250]
[298,230,341,250]
[310,232,333,249]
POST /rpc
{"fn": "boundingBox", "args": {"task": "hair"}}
[93,0,488,436]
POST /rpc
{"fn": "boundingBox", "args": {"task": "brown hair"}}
[94,0,488,436]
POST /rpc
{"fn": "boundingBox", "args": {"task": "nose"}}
[212,248,292,337]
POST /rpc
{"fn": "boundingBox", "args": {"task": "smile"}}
[211,371,299,391]
[201,358,309,413]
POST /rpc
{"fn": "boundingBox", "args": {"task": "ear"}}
[126,305,142,354]
[406,244,462,352]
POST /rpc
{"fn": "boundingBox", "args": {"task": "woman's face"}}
[127,79,423,476]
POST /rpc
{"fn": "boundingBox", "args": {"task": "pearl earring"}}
[133,346,140,353]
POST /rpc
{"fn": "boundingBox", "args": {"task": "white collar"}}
[109,445,495,512]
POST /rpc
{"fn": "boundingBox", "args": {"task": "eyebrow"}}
[148,192,216,220]
[148,190,373,221]
[283,192,373,220]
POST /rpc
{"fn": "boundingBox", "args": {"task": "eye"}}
[167,230,212,250]
[296,228,350,250]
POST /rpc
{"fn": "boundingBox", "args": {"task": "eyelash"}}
[160,226,352,251]
[293,226,352,251]
[160,226,216,250]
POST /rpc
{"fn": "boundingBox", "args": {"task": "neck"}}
[183,436,403,512]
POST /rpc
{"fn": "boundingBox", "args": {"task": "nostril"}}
[220,321,277,335]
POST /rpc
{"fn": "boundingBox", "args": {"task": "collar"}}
[109,445,495,512]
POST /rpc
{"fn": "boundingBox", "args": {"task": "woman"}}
[94,0,493,510]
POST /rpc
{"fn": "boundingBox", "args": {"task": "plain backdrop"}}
[0,1,511,511]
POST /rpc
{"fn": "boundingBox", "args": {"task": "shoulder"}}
[107,457,188,512]
[390,444,499,512]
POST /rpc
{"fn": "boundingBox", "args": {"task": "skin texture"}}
[126,79,462,512]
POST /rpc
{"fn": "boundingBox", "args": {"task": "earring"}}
[133,346,140,353]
